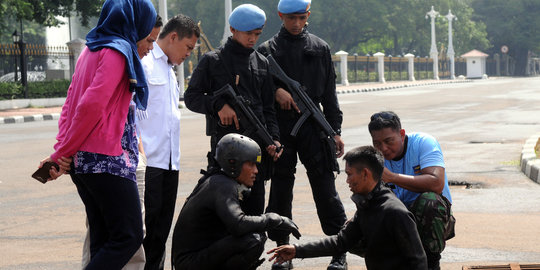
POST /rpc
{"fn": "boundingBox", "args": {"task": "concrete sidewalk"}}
[0,106,61,124]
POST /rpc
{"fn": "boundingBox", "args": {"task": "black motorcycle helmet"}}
[215,133,261,178]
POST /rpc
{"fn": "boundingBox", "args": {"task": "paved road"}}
[1,77,539,269]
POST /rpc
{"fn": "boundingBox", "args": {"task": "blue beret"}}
[229,4,266,31]
[278,0,311,14]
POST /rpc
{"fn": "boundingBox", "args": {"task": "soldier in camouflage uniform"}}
[368,111,455,270]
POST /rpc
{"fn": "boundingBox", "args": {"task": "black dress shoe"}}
[327,253,347,270]
[271,260,293,270]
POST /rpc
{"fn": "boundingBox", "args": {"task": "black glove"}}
[264,213,302,239]
[279,216,301,239]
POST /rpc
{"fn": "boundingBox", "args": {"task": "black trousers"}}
[143,167,179,270]
[173,233,266,270]
[266,119,347,242]
[72,173,143,270]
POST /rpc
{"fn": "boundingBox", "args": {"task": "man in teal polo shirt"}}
[368,111,455,270]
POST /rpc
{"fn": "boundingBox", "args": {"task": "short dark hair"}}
[154,15,163,28]
[343,146,384,181]
[159,14,200,40]
[368,111,402,133]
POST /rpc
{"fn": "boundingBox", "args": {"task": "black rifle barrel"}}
[214,84,282,152]
[266,55,337,138]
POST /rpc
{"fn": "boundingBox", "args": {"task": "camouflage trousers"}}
[409,192,456,254]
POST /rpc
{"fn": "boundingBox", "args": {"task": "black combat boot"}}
[248,258,265,270]
[327,253,347,270]
[271,239,293,270]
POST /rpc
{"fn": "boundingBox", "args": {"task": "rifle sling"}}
[216,49,241,95]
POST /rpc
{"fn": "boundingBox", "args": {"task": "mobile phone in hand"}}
[32,161,60,184]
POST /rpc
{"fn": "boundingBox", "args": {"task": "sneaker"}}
[327,253,347,270]
[271,260,293,270]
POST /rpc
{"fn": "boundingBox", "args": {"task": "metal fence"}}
[0,43,73,82]
[1,43,517,84]
[333,54,514,84]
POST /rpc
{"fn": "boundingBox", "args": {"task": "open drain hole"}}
[469,141,503,144]
[468,139,521,144]
[448,180,483,189]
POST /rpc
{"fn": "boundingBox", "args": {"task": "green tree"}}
[163,0,489,59]
[310,0,386,53]
[0,19,46,44]
[167,0,222,46]
[0,0,103,41]
[472,0,540,75]
[165,0,282,48]
[345,0,489,57]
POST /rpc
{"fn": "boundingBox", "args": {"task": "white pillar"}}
[66,38,86,76]
[158,0,168,21]
[495,53,500,76]
[160,0,187,95]
[445,10,457,80]
[221,0,232,45]
[505,53,509,75]
[374,52,386,83]
[66,38,86,63]
[426,6,439,80]
[404,53,415,81]
[335,50,349,86]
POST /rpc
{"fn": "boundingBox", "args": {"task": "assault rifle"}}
[266,55,339,173]
[214,84,282,152]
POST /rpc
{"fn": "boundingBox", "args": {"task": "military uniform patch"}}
[413,165,421,174]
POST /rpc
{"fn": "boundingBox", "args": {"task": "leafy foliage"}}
[166,0,490,58]
[0,0,103,39]
[0,80,69,100]
[0,82,23,100]
[2,0,538,76]
[471,0,540,75]
[27,79,70,98]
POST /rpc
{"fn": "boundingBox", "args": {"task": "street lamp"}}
[353,53,358,82]
[11,31,18,83]
[12,30,27,98]
[426,6,440,80]
[445,10,457,80]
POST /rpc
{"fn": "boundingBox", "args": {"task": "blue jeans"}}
[72,173,143,270]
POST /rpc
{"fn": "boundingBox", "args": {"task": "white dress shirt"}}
[139,42,181,170]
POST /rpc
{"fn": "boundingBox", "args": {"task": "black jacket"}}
[294,182,428,270]
[185,37,279,142]
[172,173,280,258]
[258,26,342,134]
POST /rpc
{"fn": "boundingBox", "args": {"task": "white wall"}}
[45,17,70,47]
[466,57,486,78]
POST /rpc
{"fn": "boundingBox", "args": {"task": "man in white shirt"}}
[138,14,199,270]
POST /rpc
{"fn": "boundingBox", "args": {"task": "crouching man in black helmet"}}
[171,133,301,270]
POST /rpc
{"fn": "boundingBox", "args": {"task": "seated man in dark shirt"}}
[171,134,300,270]
[268,146,427,270]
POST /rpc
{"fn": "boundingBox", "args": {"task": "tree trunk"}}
[393,32,399,56]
